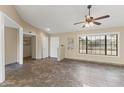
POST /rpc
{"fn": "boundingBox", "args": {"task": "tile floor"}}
[0,58,124,87]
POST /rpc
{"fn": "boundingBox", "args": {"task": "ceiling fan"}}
[74,5,110,28]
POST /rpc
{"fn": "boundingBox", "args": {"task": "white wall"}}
[5,27,17,65]
[52,27,124,65]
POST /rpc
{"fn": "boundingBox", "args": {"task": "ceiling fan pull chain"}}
[89,7,90,16]
[88,5,92,16]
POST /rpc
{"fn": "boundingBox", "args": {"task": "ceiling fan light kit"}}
[74,5,110,28]
[88,22,94,26]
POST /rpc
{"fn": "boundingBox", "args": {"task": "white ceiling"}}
[15,5,124,33]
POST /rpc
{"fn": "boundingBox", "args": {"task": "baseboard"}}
[5,62,18,66]
[64,58,124,67]
[23,56,31,58]
[48,56,56,59]
[0,78,5,83]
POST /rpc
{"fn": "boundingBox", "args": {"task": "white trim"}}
[0,13,5,83]
[18,28,23,64]
[0,11,21,28]
[23,32,36,36]
[78,32,120,58]
[78,32,120,37]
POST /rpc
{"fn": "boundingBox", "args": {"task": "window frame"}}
[78,32,120,57]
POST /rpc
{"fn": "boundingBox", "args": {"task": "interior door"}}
[50,37,59,58]
[43,36,48,58]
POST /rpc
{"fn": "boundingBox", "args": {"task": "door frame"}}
[0,11,23,83]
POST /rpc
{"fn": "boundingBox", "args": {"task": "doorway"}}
[23,33,36,62]
[0,12,23,83]
[5,27,19,65]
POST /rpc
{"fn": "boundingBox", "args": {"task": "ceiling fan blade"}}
[94,22,101,25]
[73,21,85,25]
[94,15,110,20]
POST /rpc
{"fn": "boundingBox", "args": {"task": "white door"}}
[43,36,48,58]
[50,37,59,58]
